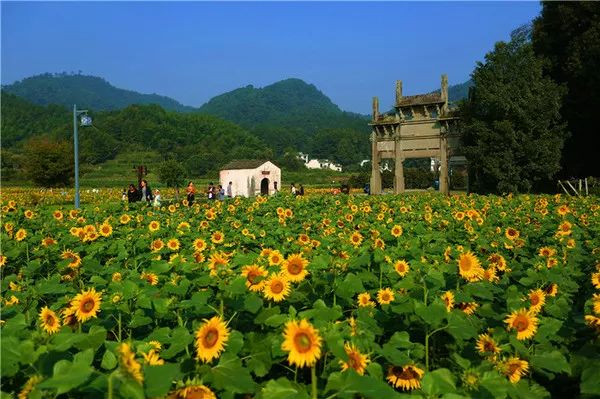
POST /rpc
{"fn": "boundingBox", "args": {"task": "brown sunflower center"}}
[287,261,303,275]
[247,271,259,284]
[348,353,360,369]
[271,281,284,294]
[513,315,529,332]
[530,295,540,306]
[460,258,472,271]
[82,299,95,312]
[203,328,219,347]
[399,367,420,380]
[483,340,495,352]
[294,332,312,353]
[46,315,56,326]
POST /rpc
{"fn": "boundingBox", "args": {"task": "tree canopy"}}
[460,35,566,194]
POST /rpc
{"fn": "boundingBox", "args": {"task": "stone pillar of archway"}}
[370,131,382,194]
[439,135,449,195]
[393,128,405,194]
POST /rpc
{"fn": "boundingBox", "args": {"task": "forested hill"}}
[2,73,195,112]
[198,78,369,130]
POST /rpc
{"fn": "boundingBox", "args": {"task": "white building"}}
[305,159,342,172]
[219,160,281,197]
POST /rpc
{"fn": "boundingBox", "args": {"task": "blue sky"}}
[1,2,541,113]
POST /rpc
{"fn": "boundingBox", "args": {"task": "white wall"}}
[219,162,281,198]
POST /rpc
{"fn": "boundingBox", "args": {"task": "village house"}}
[219,160,281,197]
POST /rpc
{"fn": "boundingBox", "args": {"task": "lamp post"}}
[73,105,92,208]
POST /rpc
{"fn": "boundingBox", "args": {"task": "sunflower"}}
[390,225,403,238]
[504,309,538,340]
[61,250,82,268]
[281,253,309,282]
[538,246,556,258]
[263,273,291,302]
[151,239,165,252]
[0,255,7,267]
[120,214,131,224]
[142,349,164,365]
[15,229,27,241]
[167,238,181,251]
[543,283,558,297]
[39,306,60,334]
[377,288,395,305]
[41,237,57,247]
[441,291,455,312]
[24,209,34,219]
[195,316,230,363]
[141,272,159,286]
[498,357,529,383]
[557,204,570,216]
[592,293,600,315]
[373,238,386,250]
[298,234,311,245]
[357,292,375,307]
[527,289,546,313]
[211,231,224,244]
[593,272,600,289]
[193,238,207,252]
[99,223,113,237]
[18,375,43,399]
[53,210,64,221]
[168,384,217,399]
[393,260,410,277]
[340,342,369,375]
[70,288,102,323]
[241,264,268,292]
[585,315,600,332]
[207,252,230,276]
[457,251,483,282]
[349,232,363,247]
[268,250,284,266]
[504,227,519,240]
[386,365,425,391]
[476,333,501,356]
[557,221,572,236]
[457,302,479,315]
[281,319,322,368]
[119,343,144,384]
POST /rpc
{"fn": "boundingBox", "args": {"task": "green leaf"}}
[335,273,365,299]
[244,294,263,314]
[324,371,405,398]
[264,314,288,327]
[101,350,118,370]
[148,261,171,274]
[75,325,107,351]
[144,363,181,397]
[531,350,570,374]
[38,351,94,395]
[447,312,478,341]
[581,364,600,395]
[415,301,446,327]
[0,336,20,377]
[262,378,309,399]
[421,368,457,396]
[210,357,255,393]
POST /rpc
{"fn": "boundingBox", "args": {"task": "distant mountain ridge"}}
[2,73,195,112]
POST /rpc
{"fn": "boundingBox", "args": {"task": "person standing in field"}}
[153,189,161,207]
[227,181,233,198]
[139,179,154,203]
[217,184,225,200]
[127,184,139,203]
[291,183,297,196]
[298,184,305,196]
[186,181,196,206]
[207,182,215,201]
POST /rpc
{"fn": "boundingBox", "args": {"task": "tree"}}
[158,159,186,200]
[22,136,74,187]
[460,35,566,194]
[532,2,600,178]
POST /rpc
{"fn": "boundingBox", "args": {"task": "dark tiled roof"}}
[397,93,444,107]
[220,160,272,170]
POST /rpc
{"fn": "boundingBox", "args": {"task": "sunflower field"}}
[1,189,600,399]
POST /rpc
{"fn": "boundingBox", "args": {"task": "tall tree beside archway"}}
[460,35,566,194]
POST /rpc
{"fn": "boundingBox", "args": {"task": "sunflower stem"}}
[379,263,383,289]
[220,298,224,316]
[107,372,114,399]
[425,331,430,371]
[311,365,318,399]
[118,312,122,342]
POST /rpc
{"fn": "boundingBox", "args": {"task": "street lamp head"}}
[80,115,92,126]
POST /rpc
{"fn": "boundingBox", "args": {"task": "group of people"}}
[204,181,233,201]
[124,180,161,206]
[290,183,305,196]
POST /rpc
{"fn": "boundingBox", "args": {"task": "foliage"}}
[2,73,195,112]
[460,35,567,194]
[157,159,187,190]
[532,2,600,178]
[21,136,74,187]
[0,190,598,398]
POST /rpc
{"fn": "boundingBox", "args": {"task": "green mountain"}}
[197,78,370,160]
[2,73,195,112]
